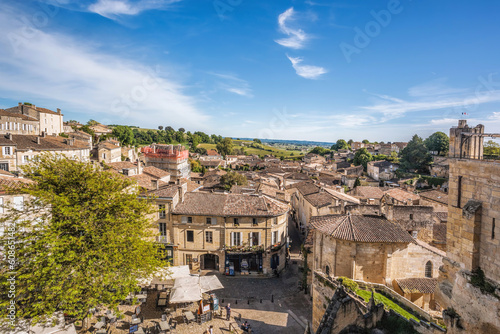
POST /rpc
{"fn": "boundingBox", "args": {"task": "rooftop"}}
[310,214,414,243]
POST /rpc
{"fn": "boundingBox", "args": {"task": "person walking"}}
[225,303,231,320]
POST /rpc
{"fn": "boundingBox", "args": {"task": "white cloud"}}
[408,78,468,97]
[88,0,180,19]
[0,9,209,129]
[275,7,309,49]
[287,55,327,79]
[207,72,253,98]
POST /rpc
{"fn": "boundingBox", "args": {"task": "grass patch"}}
[355,289,419,322]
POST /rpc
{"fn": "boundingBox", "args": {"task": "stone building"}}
[169,192,289,275]
[142,144,190,181]
[367,160,399,181]
[448,119,484,159]
[436,159,500,333]
[289,181,359,234]
[4,102,64,136]
[97,141,121,164]
[309,214,444,287]
[0,134,90,172]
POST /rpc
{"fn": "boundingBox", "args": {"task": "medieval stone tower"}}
[448,120,484,159]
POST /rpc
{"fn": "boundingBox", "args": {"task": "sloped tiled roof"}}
[12,135,88,151]
[419,190,448,205]
[0,109,37,121]
[350,186,385,199]
[143,166,170,179]
[106,161,136,171]
[147,185,180,198]
[384,188,420,203]
[172,192,289,217]
[0,175,33,194]
[304,192,335,208]
[295,182,320,196]
[323,188,360,204]
[395,278,437,294]
[98,142,120,150]
[310,214,414,243]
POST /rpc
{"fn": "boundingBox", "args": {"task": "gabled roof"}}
[323,188,360,204]
[106,161,136,171]
[295,181,320,196]
[0,109,38,121]
[147,185,180,198]
[143,166,170,179]
[310,214,414,243]
[419,190,448,205]
[395,278,437,294]
[304,192,335,208]
[384,188,420,203]
[0,175,33,194]
[11,135,88,151]
[349,186,384,199]
[172,192,289,217]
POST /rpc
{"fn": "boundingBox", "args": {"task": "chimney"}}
[42,131,46,138]
[6,133,12,140]
[57,108,61,114]
[136,159,143,174]
[36,136,40,144]
[18,102,22,113]
[178,181,187,203]
[151,179,159,190]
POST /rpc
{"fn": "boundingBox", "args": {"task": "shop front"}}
[224,251,263,275]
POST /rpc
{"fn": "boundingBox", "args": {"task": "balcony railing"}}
[157,235,169,243]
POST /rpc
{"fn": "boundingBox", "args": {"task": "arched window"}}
[325,265,330,277]
[425,261,433,278]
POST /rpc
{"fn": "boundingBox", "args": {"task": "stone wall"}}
[447,159,500,281]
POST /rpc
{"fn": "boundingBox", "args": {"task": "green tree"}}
[362,139,370,144]
[484,140,500,157]
[165,126,174,132]
[309,146,330,156]
[112,125,135,146]
[190,159,203,173]
[332,139,349,151]
[253,138,262,144]
[87,119,99,126]
[353,177,361,188]
[220,171,248,190]
[400,134,432,173]
[178,128,185,133]
[424,132,449,156]
[353,148,372,170]
[0,155,165,326]
[216,137,233,157]
[347,139,353,146]
[158,125,164,131]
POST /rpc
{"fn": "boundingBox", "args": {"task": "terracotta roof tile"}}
[106,161,136,171]
[143,166,170,179]
[310,214,414,243]
[172,192,288,217]
[147,185,180,198]
[395,278,437,294]
[11,135,88,151]
[419,190,448,205]
[384,188,420,203]
[0,109,38,121]
[304,192,335,208]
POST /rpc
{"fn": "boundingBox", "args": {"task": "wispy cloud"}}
[275,7,310,49]
[287,55,327,79]
[207,72,253,98]
[88,0,181,19]
[408,78,469,97]
[0,7,208,129]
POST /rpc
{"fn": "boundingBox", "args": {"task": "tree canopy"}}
[400,134,432,173]
[220,171,248,190]
[309,146,330,156]
[353,148,372,170]
[216,137,233,157]
[0,155,165,325]
[484,140,500,157]
[331,139,349,151]
[424,132,449,156]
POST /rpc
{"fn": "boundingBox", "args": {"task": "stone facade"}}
[435,159,500,334]
[4,103,64,136]
[448,120,484,159]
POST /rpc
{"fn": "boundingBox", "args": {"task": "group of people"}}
[225,303,252,332]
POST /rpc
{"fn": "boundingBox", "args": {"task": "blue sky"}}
[1,0,500,142]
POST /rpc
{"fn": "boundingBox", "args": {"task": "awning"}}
[140,265,191,287]
[169,275,224,303]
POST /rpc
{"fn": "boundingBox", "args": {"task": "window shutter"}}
[230,232,234,246]
[240,232,243,246]
[212,217,217,225]
[258,232,261,246]
[182,216,187,224]
[248,232,252,246]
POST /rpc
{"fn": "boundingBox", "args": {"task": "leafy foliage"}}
[484,140,500,158]
[220,171,247,190]
[331,139,349,151]
[353,148,372,170]
[216,137,234,157]
[424,131,449,156]
[309,146,331,156]
[400,135,432,173]
[0,155,165,325]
